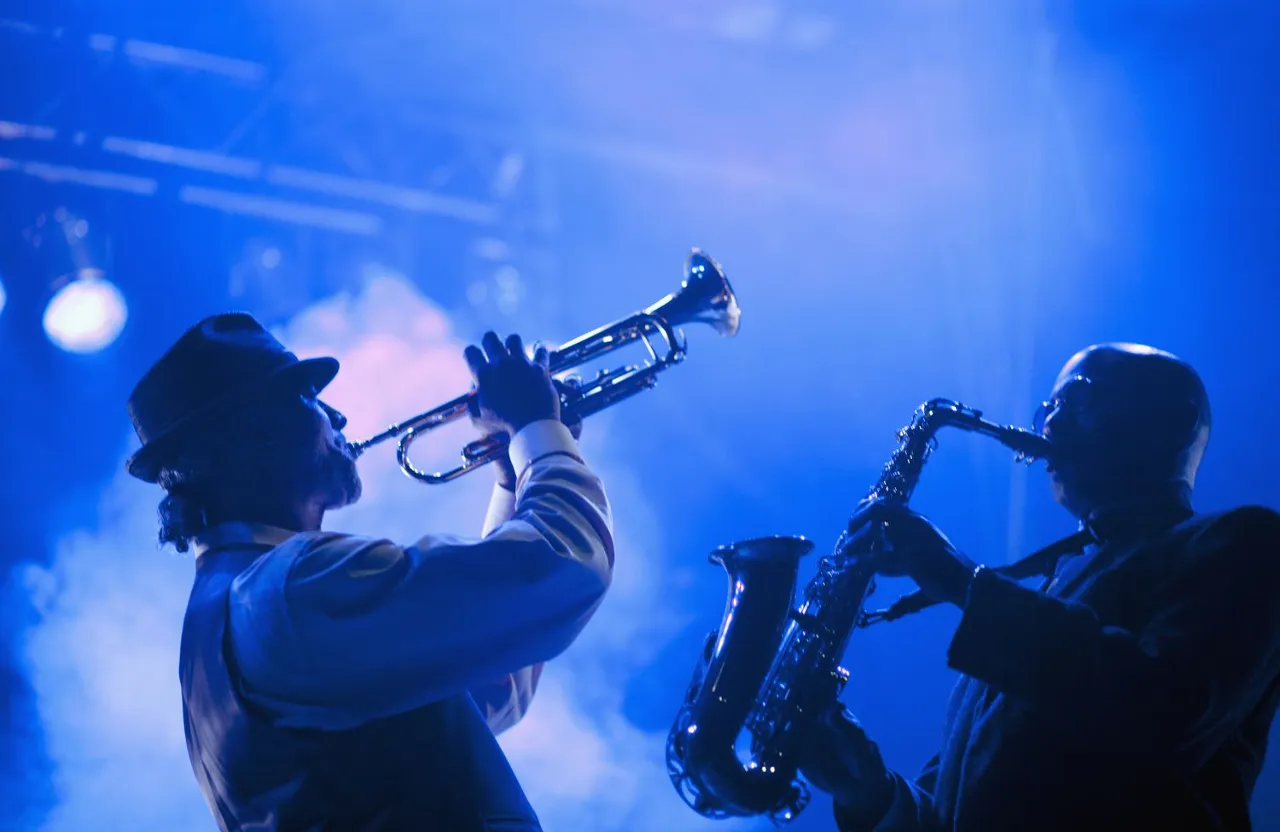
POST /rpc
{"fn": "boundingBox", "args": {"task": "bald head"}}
[1041,343,1211,517]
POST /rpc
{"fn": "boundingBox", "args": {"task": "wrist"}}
[937,548,980,606]
[955,563,986,607]
[507,411,558,436]
[506,419,581,478]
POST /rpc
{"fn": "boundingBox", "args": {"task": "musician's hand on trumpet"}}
[463,331,584,491]
[465,331,560,433]
[848,500,980,608]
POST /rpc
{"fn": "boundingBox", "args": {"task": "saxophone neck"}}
[870,398,1050,503]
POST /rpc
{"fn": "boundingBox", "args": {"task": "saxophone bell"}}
[666,535,816,821]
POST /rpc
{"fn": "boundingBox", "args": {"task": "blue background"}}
[2,1,1278,829]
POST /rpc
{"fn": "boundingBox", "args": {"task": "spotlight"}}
[0,275,6,318]
[43,269,128,354]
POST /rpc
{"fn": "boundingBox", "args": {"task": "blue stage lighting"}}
[0,275,6,318]
[42,270,128,354]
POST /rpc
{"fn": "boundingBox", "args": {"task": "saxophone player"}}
[799,343,1280,831]
[125,315,613,831]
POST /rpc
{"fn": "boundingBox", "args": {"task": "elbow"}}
[1119,734,1214,780]
[488,694,531,737]
[501,671,542,733]
[564,569,611,634]
[478,664,543,736]
[578,553,612,606]
[1143,711,1226,777]
[1134,673,1226,775]
[1094,701,1219,778]
[536,568,610,663]
[486,702,525,736]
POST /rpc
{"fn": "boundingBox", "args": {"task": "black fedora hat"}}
[125,312,339,483]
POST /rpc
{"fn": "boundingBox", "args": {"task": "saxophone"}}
[666,398,1051,822]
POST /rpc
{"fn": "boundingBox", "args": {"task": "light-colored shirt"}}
[193,419,614,734]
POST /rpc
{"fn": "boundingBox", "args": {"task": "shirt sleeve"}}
[471,481,544,734]
[481,483,518,539]
[229,419,614,731]
[470,664,545,735]
[945,505,1280,775]
[833,757,940,832]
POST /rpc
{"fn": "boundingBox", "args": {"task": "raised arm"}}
[228,419,613,730]
[469,473,545,734]
[946,506,1280,774]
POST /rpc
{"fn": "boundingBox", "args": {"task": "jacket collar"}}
[192,522,298,559]
[1081,482,1194,548]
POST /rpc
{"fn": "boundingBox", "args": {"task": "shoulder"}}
[1180,505,1280,581]
[258,532,419,621]
[229,532,406,599]
[1192,505,1280,543]
[278,531,406,581]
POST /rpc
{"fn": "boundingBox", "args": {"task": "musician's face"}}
[1036,349,1120,517]
[245,385,362,514]
[302,391,363,511]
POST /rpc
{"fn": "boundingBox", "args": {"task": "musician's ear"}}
[1167,398,1204,451]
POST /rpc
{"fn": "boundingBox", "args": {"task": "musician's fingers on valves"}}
[463,331,562,437]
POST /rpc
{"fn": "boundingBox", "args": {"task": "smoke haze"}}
[20,274,753,831]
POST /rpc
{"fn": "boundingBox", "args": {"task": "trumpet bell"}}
[645,249,741,338]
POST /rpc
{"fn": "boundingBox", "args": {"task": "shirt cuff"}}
[508,419,582,478]
[481,483,518,537]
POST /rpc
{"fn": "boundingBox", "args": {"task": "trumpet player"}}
[799,343,1280,831]
[125,313,613,832]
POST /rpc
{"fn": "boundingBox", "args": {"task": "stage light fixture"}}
[42,269,128,354]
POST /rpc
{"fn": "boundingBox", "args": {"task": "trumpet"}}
[346,249,741,483]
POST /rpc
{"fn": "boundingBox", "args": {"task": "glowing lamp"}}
[43,270,128,353]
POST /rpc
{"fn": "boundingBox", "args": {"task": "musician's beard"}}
[1049,446,1166,519]
[316,438,362,510]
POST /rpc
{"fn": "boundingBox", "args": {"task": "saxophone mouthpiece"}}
[1008,429,1054,464]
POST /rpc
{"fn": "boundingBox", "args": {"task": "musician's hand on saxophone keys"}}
[857,500,980,608]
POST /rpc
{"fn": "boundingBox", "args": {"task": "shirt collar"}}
[192,522,298,559]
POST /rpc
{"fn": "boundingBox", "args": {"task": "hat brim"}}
[125,356,340,483]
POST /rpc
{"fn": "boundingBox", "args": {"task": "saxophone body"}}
[666,398,1050,822]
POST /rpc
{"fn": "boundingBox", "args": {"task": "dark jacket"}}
[180,547,541,832]
[844,501,1280,831]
